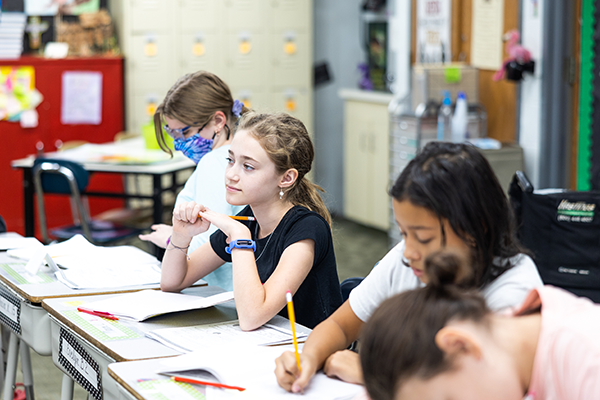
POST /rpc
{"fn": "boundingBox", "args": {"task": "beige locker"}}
[179,0,223,30]
[225,30,265,87]
[130,34,175,95]
[224,0,265,30]
[178,31,225,78]
[268,30,310,86]
[128,0,173,33]
[230,87,271,112]
[268,0,312,30]
[270,87,312,132]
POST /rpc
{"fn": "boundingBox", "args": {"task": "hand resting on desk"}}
[139,224,173,248]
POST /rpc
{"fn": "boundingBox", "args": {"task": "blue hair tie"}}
[232,99,244,118]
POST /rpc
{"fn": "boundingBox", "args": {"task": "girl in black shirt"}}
[161,112,342,330]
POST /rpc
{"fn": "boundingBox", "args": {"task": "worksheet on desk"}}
[147,321,308,352]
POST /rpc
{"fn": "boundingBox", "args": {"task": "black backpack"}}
[509,171,600,302]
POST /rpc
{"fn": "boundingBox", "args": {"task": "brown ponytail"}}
[236,111,332,226]
[360,250,490,400]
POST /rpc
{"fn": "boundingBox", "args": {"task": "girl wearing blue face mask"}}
[139,71,248,290]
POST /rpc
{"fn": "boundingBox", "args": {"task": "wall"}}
[313,0,366,214]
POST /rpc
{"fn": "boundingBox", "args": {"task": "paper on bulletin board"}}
[61,71,102,125]
[470,0,504,70]
[416,0,452,64]
[25,0,100,16]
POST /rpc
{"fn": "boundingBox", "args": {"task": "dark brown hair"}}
[360,250,490,400]
[237,111,332,226]
[153,71,250,156]
[390,141,529,288]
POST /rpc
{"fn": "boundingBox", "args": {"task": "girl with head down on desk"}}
[274,141,543,392]
[160,111,342,330]
[361,250,600,400]
[139,71,248,290]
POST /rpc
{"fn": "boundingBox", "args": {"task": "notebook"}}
[155,344,362,400]
[82,290,234,322]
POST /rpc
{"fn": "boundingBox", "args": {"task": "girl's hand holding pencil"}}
[172,201,212,237]
[274,350,319,393]
[198,208,252,244]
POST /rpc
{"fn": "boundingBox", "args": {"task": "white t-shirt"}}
[175,145,244,290]
[349,241,543,322]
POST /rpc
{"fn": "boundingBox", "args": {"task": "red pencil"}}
[77,307,119,321]
[170,376,246,391]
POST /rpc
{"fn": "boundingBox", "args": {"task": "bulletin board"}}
[411,0,520,143]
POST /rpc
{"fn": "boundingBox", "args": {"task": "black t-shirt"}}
[210,205,342,329]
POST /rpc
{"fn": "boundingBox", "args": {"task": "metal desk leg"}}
[60,374,74,400]
[3,333,20,400]
[23,168,35,237]
[19,342,34,400]
[152,174,164,225]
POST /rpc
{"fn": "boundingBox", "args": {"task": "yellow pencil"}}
[286,290,302,372]
[196,214,256,221]
[229,215,256,221]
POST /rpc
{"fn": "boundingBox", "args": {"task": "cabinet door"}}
[344,101,371,227]
[368,104,391,231]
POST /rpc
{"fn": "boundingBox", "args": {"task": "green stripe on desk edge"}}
[63,310,143,341]
[0,263,55,285]
[137,379,205,400]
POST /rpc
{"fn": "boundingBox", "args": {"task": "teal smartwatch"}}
[225,239,256,254]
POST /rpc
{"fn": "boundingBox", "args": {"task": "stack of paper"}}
[147,320,308,353]
[8,235,163,290]
[82,290,235,321]
[0,233,43,251]
[0,13,26,59]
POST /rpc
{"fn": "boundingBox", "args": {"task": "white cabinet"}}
[110,0,313,135]
[341,89,394,231]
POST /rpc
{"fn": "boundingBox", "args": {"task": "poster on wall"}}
[61,71,102,125]
[416,0,452,64]
[471,0,505,70]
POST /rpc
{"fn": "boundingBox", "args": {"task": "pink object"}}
[515,286,600,400]
[493,30,532,81]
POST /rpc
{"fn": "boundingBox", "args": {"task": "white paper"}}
[83,290,235,322]
[0,233,43,251]
[7,235,162,290]
[44,42,69,59]
[25,0,59,16]
[147,321,307,353]
[61,71,103,125]
[416,0,452,64]
[24,248,47,275]
[471,0,505,70]
[157,345,362,400]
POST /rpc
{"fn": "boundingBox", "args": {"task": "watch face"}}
[236,240,253,246]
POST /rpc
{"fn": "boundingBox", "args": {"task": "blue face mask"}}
[173,133,213,164]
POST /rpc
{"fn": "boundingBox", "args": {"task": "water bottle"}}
[451,91,468,142]
[437,91,452,141]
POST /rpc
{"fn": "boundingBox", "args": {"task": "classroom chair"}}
[0,215,6,233]
[340,277,364,303]
[509,171,600,303]
[32,158,143,245]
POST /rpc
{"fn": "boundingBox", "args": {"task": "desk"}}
[0,251,203,400]
[43,287,237,400]
[11,138,196,237]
